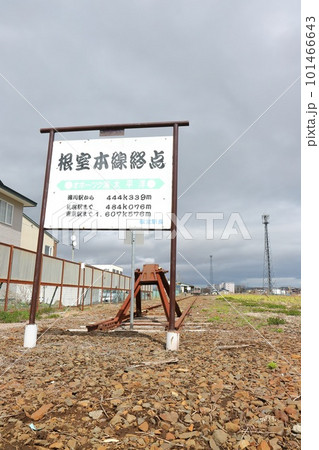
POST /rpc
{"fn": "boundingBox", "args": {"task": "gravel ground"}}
[0,296,301,449]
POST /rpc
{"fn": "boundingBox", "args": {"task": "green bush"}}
[267,317,286,325]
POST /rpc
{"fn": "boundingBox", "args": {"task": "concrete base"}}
[24,324,38,348]
[166,331,180,351]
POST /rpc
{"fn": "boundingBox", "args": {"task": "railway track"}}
[87,295,198,332]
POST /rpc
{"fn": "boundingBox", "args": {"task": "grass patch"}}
[0,304,61,323]
[207,316,221,322]
[0,310,30,323]
[267,317,286,325]
[215,294,301,317]
[46,313,60,319]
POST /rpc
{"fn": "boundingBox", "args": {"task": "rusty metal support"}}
[40,121,189,134]
[135,270,142,317]
[168,123,179,331]
[156,272,170,320]
[29,129,55,324]
[86,264,193,333]
[158,270,182,317]
[175,297,197,330]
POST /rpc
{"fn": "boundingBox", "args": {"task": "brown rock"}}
[110,413,122,426]
[166,432,175,440]
[160,411,179,423]
[67,439,77,449]
[179,431,200,439]
[192,413,201,423]
[209,438,220,450]
[88,410,103,420]
[268,424,284,436]
[30,403,54,421]
[213,429,228,445]
[274,409,288,423]
[238,439,250,449]
[138,421,149,432]
[284,404,298,419]
[257,441,271,450]
[49,443,64,449]
[225,421,240,433]
[126,413,136,424]
[78,400,90,407]
[269,437,281,450]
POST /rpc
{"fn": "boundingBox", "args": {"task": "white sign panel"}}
[44,136,173,230]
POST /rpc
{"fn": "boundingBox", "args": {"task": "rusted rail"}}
[87,295,198,332]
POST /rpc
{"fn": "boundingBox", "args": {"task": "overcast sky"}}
[0,0,301,287]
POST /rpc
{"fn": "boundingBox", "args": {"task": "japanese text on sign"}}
[44,136,173,230]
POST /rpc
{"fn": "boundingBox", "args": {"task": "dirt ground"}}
[0,296,301,449]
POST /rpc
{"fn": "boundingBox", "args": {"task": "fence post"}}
[90,268,94,306]
[76,262,81,307]
[59,260,65,309]
[4,245,14,312]
[100,269,104,304]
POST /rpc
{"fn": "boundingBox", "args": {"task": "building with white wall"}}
[219,282,235,293]
[0,180,36,247]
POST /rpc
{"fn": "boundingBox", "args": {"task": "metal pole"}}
[130,230,135,330]
[29,129,55,324]
[265,223,272,294]
[40,121,189,134]
[168,124,179,331]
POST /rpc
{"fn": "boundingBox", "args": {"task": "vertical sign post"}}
[130,230,135,330]
[25,122,189,349]
[167,123,179,350]
[24,129,55,348]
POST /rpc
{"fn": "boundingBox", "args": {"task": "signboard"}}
[44,136,173,230]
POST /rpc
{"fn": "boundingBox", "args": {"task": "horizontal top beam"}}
[40,121,189,134]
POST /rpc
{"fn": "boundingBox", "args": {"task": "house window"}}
[44,245,52,256]
[0,200,13,225]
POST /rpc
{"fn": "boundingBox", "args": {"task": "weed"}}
[267,361,278,370]
[267,317,286,325]
[0,310,29,323]
[207,316,221,322]
[284,309,301,316]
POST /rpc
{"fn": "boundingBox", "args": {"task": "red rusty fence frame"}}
[0,241,151,312]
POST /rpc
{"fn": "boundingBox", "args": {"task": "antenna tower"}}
[209,255,213,290]
[262,215,273,294]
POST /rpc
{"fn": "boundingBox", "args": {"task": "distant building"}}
[92,264,123,274]
[177,283,193,294]
[272,287,290,296]
[0,180,36,247]
[20,214,58,256]
[219,282,235,293]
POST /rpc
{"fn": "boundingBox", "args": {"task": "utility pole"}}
[262,215,273,294]
[209,254,213,292]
